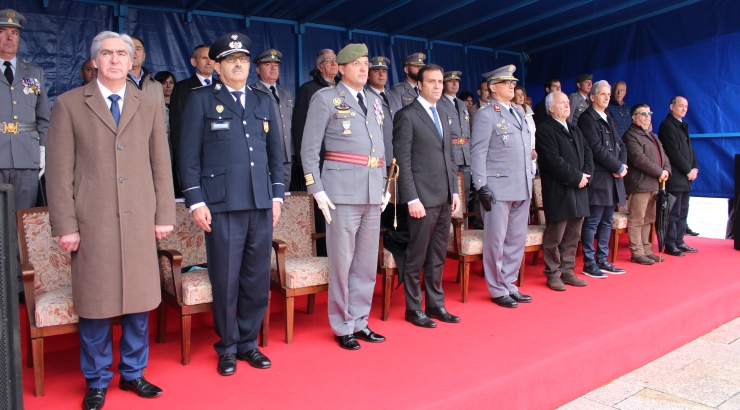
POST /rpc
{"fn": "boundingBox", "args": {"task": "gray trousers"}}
[543,217,584,279]
[283,162,292,192]
[1,168,39,285]
[326,204,380,336]
[480,198,530,298]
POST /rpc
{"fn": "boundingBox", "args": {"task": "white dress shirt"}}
[196,73,213,86]
[97,79,126,112]
[0,56,17,77]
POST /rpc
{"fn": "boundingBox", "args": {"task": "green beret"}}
[576,74,593,83]
[337,43,368,65]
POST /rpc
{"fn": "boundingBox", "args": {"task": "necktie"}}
[270,85,280,104]
[414,86,419,96]
[108,94,121,126]
[357,92,367,116]
[509,106,521,127]
[231,91,244,116]
[380,91,389,107]
[3,61,13,84]
[204,78,211,85]
[430,106,442,140]
[454,98,460,112]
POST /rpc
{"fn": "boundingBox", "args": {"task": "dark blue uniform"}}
[179,83,284,355]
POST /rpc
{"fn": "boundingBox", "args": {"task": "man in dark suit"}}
[533,77,560,126]
[169,44,214,195]
[535,91,593,291]
[394,64,460,328]
[179,32,284,376]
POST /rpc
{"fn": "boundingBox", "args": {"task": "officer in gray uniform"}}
[301,44,389,351]
[568,73,592,126]
[438,70,472,204]
[470,65,534,309]
[250,48,293,188]
[364,56,402,168]
[390,52,425,107]
[0,9,50,213]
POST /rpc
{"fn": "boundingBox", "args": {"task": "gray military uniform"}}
[390,80,419,107]
[251,81,293,188]
[300,81,384,336]
[470,99,533,298]
[438,94,472,202]
[365,84,402,166]
[568,92,590,126]
[0,57,50,211]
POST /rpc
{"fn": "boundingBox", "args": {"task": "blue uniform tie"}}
[430,106,442,140]
[204,78,211,85]
[231,91,244,116]
[108,94,121,126]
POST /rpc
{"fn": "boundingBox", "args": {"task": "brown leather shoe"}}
[546,277,566,291]
[561,272,588,287]
[646,254,665,262]
[630,255,655,265]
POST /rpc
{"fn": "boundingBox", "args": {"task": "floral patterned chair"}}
[377,181,399,321]
[270,193,329,344]
[609,201,630,263]
[448,172,483,303]
[156,201,268,365]
[17,207,77,397]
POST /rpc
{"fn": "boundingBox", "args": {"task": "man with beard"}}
[391,52,426,107]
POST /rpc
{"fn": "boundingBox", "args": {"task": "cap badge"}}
[230,34,238,40]
[270,50,277,57]
[508,65,515,72]
[418,53,423,60]
[6,11,15,23]
[216,105,224,113]
[229,41,243,49]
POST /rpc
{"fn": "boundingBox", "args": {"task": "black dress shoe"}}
[354,327,386,343]
[425,306,460,323]
[217,353,237,376]
[665,246,685,257]
[491,295,518,308]
[83,388,106,410]
[236,348,271,369]
[404,310,437,328]
[685,227,700,236]
[119,377,163,398]
[509,291,532,303]
[677,244,698,253]
[18,291,25,304]
[335,334,361,350]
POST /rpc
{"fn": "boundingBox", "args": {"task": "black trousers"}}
[666,190,690,247]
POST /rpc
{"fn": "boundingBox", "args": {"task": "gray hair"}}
[315,49,334,68]
[91,31,135,60]
[545,91,565,114]
[590,80,611,96]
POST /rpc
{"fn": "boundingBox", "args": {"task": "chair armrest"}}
[20,262,37,327]
[272,239,288,288]
[158,249,184,304]
[462,211,480,219]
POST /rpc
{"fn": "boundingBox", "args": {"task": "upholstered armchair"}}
[447,172,484,303]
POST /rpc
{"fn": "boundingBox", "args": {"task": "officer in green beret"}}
[390,52,426,107]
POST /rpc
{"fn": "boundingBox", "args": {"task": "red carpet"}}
[20,236,740,409]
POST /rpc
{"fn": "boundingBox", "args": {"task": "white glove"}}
[39,146,46,179]
[313,191,336,224]
[380,191,391,212]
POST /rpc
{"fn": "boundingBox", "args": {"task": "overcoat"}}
[46,81,175,318]
[658,114,697,192]
[577,107,627,207]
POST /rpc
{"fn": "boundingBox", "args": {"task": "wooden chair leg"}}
[518,252,526,287]
[306,294,315,314]
[381,271,392,321]
[460,262,470,303]
[530,250,539,266]
[156,301,167,343]
[180,314,191,366]
[259,293,270,347]
[32,337,44,397]
[455,262,461,284]
[26,322,33,368]
[284,296,294,344]
[611,233,619,263]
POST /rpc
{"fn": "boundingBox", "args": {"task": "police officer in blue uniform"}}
[179,32,284,376]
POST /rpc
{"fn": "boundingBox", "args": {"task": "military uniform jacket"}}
[438,94,471,168]
[0,59,50,169]
[470,100,533,201]
[365,85,402,165]
[251,81,293,163]
[300,82,384,205]
[568,92,590,126]
[390,80,419,107]
[179,83,285,213]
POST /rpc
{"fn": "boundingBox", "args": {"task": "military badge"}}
[304,173,315,186]
[333,98,341,106]
[229,41,243,49]
[22,78,41,96]
[448,117,452,125]
[6,11,15,24]
[493,104,500,112]
[230,34,238,40]
[216,105,224,113]
[215,84,222,90]
[263,118,269,133]
[464,110,470,123]
[502,135,508,143]
[342,120,352,135]
[373,98,383,126]
[350,112,356,117]
[496,123,501,128]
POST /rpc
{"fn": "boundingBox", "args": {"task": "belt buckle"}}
[458,139,465,145]
[3,122,19,135]
[367,156,379,168]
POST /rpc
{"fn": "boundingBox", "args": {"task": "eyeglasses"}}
[495,80,517,87]
[351,61,369,68]
[636,111,654,116]
[223,55,249,64]
[322,58,337,64]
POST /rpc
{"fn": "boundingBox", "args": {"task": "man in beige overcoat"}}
[46,31,175,410]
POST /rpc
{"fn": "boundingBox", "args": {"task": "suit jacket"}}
[577,107,627,207]
[390,80,419,107]
[365,84,402,165]
[0,58,50,168]
[251,81,294,163]
[533,98,548,126]
[470,100,533,201]
[658,114,697,192]
[301,82,384,205]
[568,92,590,126]
[169,74,207,162]
[438,94,471,168]
[393,99,457,207]
[46,81,175,318]
[179,83,284,213]
[535,117,593,222]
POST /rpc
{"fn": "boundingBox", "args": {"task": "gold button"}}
[13,101,17,105]
[283,125,286,127]
[372,149,375,153]
[284,135,287,138]
[10,86,13,90]
[366,121,368,125]
[13,115,18,120]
